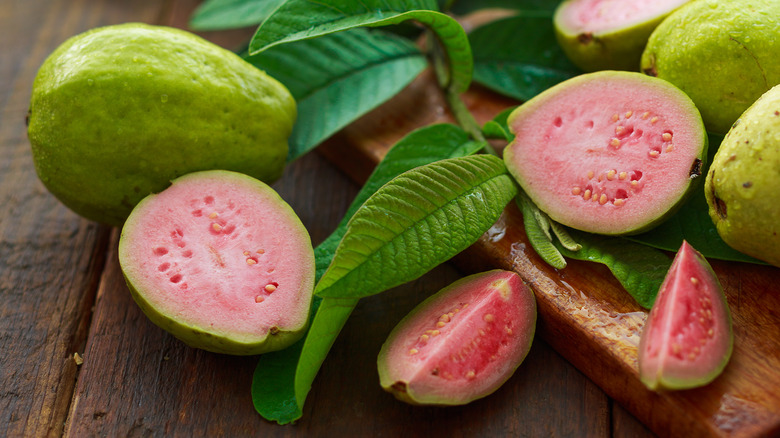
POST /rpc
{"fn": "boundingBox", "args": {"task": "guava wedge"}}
[503,70,707,235]
[638,241,733,391]
[640,0,780,134]
[377,270,536,406]
[705,84,780,268]
[554,0,690,72]
[28,23,296,226]
[118,170,315,355]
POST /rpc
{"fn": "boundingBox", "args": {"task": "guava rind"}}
[503,70,707,235]
[705,84,780,268]
[28,23,296,226]
[118,170,315,355]
[640,0,780,134]
[638,241,732,390]
[553,0,689,72]
[377,270,536,406]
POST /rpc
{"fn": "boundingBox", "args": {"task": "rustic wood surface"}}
[1,1,773,437]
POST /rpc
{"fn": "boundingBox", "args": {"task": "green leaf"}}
[247,0,473,93]
[451,0,561,15]
[516,194,567,270]
[189,0,285,31]
[556,230,672,309]
[470,14,580,102]
[245,28,427,161]
[314,124,485,279]
[252,124,481,424]
[627,133,764,264]
[316,154,518,299]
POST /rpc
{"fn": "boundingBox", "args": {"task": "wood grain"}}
[318,63,780,437]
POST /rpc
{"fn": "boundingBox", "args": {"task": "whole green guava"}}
[640,0,780,134]
[28,23,296,226]
[705,84,780,267]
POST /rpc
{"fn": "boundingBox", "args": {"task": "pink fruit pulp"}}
[119,171,314,347]
[504,71,706,235]
[556,0,689,35]
[378,270,536,405]
[639,241,733,390]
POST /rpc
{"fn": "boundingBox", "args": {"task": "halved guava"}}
[377,270,536,406]
[554,0,690,72]
[118,170,315,355]
[638,241,733,390]
[503,70,707,235]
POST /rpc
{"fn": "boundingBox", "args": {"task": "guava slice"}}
[638,241,733,390]
[554,0,690,72]
[28,23,296,226]
[503,71,707,235]
[640,0,780,135]
[377,270,536,406]
[118,170,315,355]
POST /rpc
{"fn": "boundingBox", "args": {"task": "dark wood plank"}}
[0,0,163,436]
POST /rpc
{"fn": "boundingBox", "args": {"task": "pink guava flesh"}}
[377,270,536,406]
[638,241,733,390]
[504,71,706,235]
[556,0,689,35]
[119,170,315,354]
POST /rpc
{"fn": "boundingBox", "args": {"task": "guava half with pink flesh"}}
[377,270,536,406]
[638,241,733,390]
[118,170,315,355]
[554,0,690,72]
[504,70,707,235]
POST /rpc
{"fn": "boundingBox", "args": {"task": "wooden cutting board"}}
[318,69,780,438]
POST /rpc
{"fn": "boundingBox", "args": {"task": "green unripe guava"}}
[705,84,780,268]
[28,23,296,226]
[640,0,780,134]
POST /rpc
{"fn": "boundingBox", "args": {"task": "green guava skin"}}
[640,0,780,135]
[554,0,683,73]
[705,85,780,268]
[28,23,296,226]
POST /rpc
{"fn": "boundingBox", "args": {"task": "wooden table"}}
[1,1,678,436]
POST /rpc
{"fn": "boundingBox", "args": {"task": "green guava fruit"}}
[640,0,780,134]
[638,241,732,391]
[377,270,536,406]
[554,0,690,72]
[118,170,315,355]
[503,70,707,235]
[28,23,296,226]
[705,84,780,267]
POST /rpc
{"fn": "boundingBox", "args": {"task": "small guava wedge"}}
[377,270,536,406]
[503,70,707,235]
[554,0,690,72]
[28,23,296,226]
[118,170,315,355]
[638,241,733,391]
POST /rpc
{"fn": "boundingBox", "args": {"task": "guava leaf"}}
[189,0,285,30]
[470,14,580,102]
[314,124,485,279]
[450,0,561,15]
[556,230,672,309]
[247,0,473,93]
[316,154,518,299]
[252,124,481,424]
[245,28,427,161]
[515,194,567,270]
[626,134,764,264]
